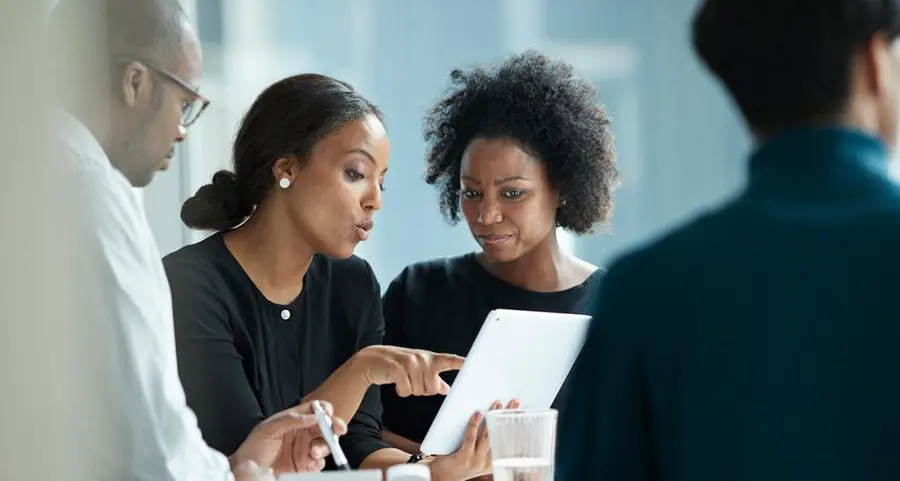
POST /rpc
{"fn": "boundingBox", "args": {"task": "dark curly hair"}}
[423,50,618,234]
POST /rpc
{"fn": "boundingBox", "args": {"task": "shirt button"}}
[280,309,291,320]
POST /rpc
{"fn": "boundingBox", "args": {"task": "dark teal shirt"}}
[557,127,900,481]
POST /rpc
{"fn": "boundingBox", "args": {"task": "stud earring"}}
[279,178,291,189]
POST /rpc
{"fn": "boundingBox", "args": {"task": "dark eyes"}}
[345,169,386,191]
[460,188,524,199]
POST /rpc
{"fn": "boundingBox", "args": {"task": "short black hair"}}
[692,0,900,133]
[424,51,618,234]
[181,74,383,231]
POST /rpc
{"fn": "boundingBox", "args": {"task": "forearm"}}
[301,351,372,424]
[358,447,414,471]
[383,428,421,454]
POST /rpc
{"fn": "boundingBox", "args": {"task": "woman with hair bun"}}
[163,74,485,480]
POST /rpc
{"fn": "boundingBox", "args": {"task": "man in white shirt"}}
[48,1,347,480]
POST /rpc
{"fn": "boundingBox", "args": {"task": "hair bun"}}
[180,170,250,231]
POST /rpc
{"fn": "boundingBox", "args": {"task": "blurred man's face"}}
[883,39,900,150]
[107,18,204,187]
[860,35,900,151]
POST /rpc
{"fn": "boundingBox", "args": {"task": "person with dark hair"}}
[163,73,491,481]
[557,1,900,480]
[379,51,618,479]
[51,1,342,481]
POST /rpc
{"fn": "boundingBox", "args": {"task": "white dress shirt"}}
[57,111,233,481]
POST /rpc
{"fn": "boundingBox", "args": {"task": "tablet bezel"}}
[418,308,591,455]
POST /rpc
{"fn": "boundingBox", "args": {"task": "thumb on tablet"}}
[433,353,465,372]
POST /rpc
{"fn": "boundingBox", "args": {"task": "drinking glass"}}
[485,409,557,481]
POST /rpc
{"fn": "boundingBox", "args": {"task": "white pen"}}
[311,400,351,471]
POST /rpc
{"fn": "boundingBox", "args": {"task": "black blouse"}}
[163,233,391,468]
[381,253,604,444]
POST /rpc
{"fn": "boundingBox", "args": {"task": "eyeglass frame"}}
[112,54,210,127]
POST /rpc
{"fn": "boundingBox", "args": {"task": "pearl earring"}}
[279,178,291,189]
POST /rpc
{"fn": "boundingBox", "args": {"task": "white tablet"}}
[419,308,592,455]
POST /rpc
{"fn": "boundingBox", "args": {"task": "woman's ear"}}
[272,156,295,185]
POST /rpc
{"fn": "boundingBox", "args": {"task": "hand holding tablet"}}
[420,309,591,456]
[427,399,520,481]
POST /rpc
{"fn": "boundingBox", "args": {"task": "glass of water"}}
[485,408,557,481]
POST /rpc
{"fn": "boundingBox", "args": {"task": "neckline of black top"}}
[211,231,310,309]
[462,252,603,297]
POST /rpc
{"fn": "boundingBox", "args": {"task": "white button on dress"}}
[281,309,291,320]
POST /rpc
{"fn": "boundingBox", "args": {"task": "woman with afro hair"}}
[380,51,619,479]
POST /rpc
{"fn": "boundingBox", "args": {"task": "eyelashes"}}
[345,169,386,191]
[460,188,525,199]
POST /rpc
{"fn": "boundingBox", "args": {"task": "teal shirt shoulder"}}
[557,127,900,481]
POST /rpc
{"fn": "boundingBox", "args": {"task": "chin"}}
[128,170,155,188]
[322,243,357,260]
[480,246,522,264]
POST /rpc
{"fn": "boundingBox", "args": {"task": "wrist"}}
[427,457,456,481]
[408,452,435,464]
[231,459,274,481]
[428,463,444,481]
[227,452,242,473]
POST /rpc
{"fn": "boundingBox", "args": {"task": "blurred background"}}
[0,1,749,477]
[144,0,751,287]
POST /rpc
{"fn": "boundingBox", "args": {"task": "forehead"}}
[314,114,390,166]
[170,19,203,86]
[461,138,544,177]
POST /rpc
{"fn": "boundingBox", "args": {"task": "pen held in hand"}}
[311,400,351,471]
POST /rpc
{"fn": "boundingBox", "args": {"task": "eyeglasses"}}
[113,55,210,127]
